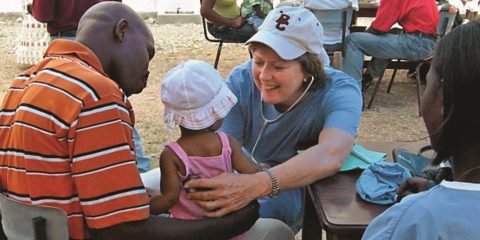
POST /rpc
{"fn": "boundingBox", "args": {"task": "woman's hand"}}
[184,172,270,217]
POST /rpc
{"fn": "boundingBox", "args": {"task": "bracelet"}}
[262,168,280,198]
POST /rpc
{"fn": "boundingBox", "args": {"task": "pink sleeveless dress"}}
[168,132,234,219]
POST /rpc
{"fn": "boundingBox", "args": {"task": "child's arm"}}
[229,135,268,174]
[253,4,266,18]
[149,148,186,215]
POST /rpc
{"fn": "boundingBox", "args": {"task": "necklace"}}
[458,165,480,181]
[250,78,315,161]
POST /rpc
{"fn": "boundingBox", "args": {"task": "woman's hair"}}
[248,42,327,91]
[431,20,480,164]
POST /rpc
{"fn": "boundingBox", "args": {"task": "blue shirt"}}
[220,60,362,166]
[363,181,480,240]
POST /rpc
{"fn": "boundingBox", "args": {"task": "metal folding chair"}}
[366,9,456,114]
[200,1,249,69]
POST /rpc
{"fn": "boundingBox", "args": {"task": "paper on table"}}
[339,144,386,171]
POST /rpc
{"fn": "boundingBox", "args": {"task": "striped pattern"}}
[0,40,149,239]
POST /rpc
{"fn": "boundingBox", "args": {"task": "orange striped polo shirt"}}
[0,39,149,239]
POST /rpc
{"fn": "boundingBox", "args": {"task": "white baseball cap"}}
[246,5,330,64]
[161,60,237,130]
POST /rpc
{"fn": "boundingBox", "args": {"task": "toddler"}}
[150,60,265,222]
[241,0,273,30]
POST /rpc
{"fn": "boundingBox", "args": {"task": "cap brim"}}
[246,30,305,60]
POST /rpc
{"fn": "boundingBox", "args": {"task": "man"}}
[0,2,261,239]
[342,0,439,90]
[30,0,153,172]
[30,0,114,40]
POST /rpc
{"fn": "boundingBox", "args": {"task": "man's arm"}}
[90,201,259,240]
[369,0,403,33]
[200,0,245,27]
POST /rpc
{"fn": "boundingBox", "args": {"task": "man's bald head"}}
[77,2,149,37]
[75,2,155,96]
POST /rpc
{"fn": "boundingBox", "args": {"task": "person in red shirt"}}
[342,0,439,91]
[30,0,120,40]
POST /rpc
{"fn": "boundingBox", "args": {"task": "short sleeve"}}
[220,61,254,142]
[322,67,362,137]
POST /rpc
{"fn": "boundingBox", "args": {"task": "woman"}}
[185,5,362,232]
[201,0,256,42]
[363,20,480,239]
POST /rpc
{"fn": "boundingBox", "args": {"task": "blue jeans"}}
[208,22,256,42]
[342,32,436,87]
[133,128,152,173]
[246,14,264,31]
[259,187,304,233]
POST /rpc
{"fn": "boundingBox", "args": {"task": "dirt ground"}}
[0,20,428,169]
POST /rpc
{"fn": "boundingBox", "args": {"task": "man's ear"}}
[114,18,129,42]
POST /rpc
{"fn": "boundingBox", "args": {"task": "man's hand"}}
[396,177,436,202]
[366,27,387,35]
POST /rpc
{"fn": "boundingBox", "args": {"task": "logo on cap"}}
[275,11,290,31]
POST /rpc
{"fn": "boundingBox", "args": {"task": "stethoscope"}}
[250,75,316,161]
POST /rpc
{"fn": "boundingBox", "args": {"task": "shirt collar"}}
[440,180,480,191]
[44,39,108,77]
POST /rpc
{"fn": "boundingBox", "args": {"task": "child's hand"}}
[184,174,212,193]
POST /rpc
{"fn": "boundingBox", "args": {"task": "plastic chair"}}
[310,6,353,69]
[0,194,69,240]
[366,9,456,113]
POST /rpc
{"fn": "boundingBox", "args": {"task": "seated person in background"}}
[446,0,479,22]
[0,2,259,239]
[240,0,273,31]
[342,0,439,90]
[201,0,256,42]
[464,0,479,20]
[363,20,480,240]
[304,0,358,53]
[30,0,119,40]
[149,60,293,240]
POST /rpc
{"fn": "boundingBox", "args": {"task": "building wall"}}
[0,0,280,15]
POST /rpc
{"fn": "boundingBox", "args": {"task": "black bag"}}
[392,145,452,183]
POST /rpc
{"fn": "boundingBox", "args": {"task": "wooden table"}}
[356,3,378,18]
[351,3,378,32]
[302,140,430,240]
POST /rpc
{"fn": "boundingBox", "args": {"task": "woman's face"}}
[251,46,306,109]
[421,61,444,148]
